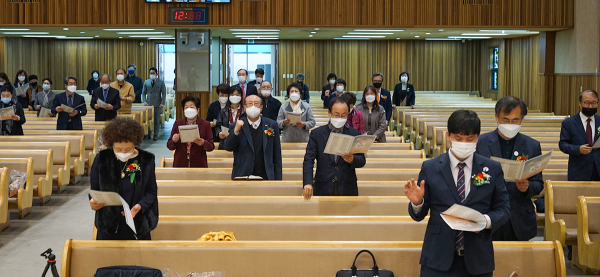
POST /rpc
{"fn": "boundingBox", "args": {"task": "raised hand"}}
[404,178,425,205]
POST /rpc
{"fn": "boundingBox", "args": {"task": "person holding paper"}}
[89,117,158,240]
[302,97,366,200]
[13,69,31,111]
[90,74,121,122]
[112,68,135,114]
[51,76,87,130]
[142,67,167,140]
[356,86,387,142]
[324,78,346,108]
[224,95,282,180]
[167,95,214,167]
[277,82,316,143]
[215,86,245,150]
[258,80,282,121]
[405,109,510,277]
[475,96,543,242]
[0,86,26,135]
[206,83,230,145]
[33,78,55,117]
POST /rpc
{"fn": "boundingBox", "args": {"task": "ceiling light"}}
[396,38,401,40]
[425,32,431,35]
[308,35,313,37]
[311,31,316,34]
[461,33,507,36]
[80,32,85,34]
[103,28,155,31]
[478,30,539,34]
[353,29,403,32]
[147,37,175,40]
[56,37,94,39]
[448,36,492,39]
[95,35,99,37]
[239,37,279,40]
[347,32,394,35]
[63,28,69,31]
[234,35,279,38]
[334,38,370,40]
[425,38,460,41]
[439,29,444,32]
[22,35,67,38]
[129,35,175,38]
[342,35,385,38]
[415,35,420,38]
[231,32,279,35]
[228,29,280,32]
[2,32,50,35]
[117,32,166,35]
[314,28,320,30]
[119,37,123,39]
[0,28,30,31]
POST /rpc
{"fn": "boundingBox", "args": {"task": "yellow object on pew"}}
[197,231,237,241]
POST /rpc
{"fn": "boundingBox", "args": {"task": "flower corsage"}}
[472,167,491,187]
[124,160,141,183]
[516,155,528,162]
[597,126,600,138]
[264,126,275,137]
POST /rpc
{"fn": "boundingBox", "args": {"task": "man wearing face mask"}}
[51,76,87,130]
[112,68,135,114]
[302,97,366,200]
[248,68,265,91]
[91,74,121,121]
[324,78,346,108]
[142,67,166,140]
[371,72,392,123]
[258,80,282,121]
[234,69,258,101]
[224,95,282,180]
[475,96,543,242]
[405,109,510,277]
[125,64,144,103]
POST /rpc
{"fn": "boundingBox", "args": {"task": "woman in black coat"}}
[206,83,230,144]
[215,86,245,150]
[87,70,100,95]
[89,117,158,240]
[321,72,337,108]
[0,86,26,135]
[392,71,416,108]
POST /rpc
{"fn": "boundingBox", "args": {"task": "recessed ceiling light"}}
[63,28,69,31]
[426,38,460,41]
[119,37,123,39]
[478,30,538,34]
[461,33,507,36]
[415,35,420,38]
[95,35,99,37]
[342,35,385,38]
[353,29,403,32]
[439,29,444,32]
[239,37,279,40]
[314,28,320,30]
[308,35,313,37]
[334,38,370,40]
[425,33,431,35]
[2,32,49,35]
[347,32,394,35]
[396,38,401,40]
[129,35,175,38]
[311,31,316,34]
[56,37,94,39]
[103,28,155,31]
[147,37,175,40]
[22,35,66,38]
[0,28,30,31]
[234,35,279,38]
[231,32,279,35]
[448,36,492,39]
[80,32,85,34]
[117,32,166,35]
[228,29,280,32]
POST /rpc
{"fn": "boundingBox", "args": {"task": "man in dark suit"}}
[372,72,392,123]
[51,76,87,130]
[405,109,510,277]
[247,67,264,91]
[234,69,258,102]
[258,80,281,121]
[476,96,543,242]
[90,74,121,121]
[224,95,282,180]
[302,97,366,200]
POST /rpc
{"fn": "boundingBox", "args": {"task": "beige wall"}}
[555,0,600,74]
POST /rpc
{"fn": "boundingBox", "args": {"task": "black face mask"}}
[373,83,382,88]
[31,82,37,87]
[582,107,598,117]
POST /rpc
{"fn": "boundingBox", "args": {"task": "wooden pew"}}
[160,157,426,169]
[0,159,34,217]
[61,240,566,277]
[577,196,600,273]
[157,180,406,196]
[0,167,9,231]
[203,150,426,159]
[0,143,70,189]
[0,150,53,204]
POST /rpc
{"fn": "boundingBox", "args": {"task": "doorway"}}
[225,44,279,95]
[157,43,176,93]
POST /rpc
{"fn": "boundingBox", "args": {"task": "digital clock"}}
[169,7,209,25]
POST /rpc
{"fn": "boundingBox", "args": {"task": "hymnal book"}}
[60,103,85,114]
[38,107,52,117]
[233,175,264,180]
[323,133,376,156]
[0,107,15,120]
[178,124,200,143]
[490,150,552,182]
[89,190,136,234]
[221,125,230,136]
[440,204,486,232]
[97,99,108,109]
[286,112,302,126]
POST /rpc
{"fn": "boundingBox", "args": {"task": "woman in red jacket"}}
[167,95,215,167]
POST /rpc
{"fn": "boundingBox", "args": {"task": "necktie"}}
[242,84,246,98]
[68,95,73,107]
[587,118,593,146]
[103,90,108,102]
[377,89,380,102]
[455,162,466,252]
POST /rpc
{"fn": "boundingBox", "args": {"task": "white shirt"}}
[580,112,596,141]
[234,117,261,136]
[231,106,240,120]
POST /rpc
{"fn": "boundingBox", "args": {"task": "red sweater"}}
[167,117,215,167]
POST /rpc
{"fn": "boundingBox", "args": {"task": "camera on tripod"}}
[41,248,59,277]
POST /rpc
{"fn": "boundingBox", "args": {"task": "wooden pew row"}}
[160,157,426,169]
[61,240,566,277]
[1,151,52,207]
[577,196,600,272]
[157,180,406,196]
[0,167,8,231]
[0,159,34,218]
[203,150,427,159]
[0,143,70,190]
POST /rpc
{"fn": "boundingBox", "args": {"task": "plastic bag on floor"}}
[8,169,27,198]
[162,269,225,277]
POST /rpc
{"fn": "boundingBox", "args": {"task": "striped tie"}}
[455,162,466,252]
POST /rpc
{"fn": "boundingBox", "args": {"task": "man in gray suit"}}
[475,96,543,242]
[142,67,166,141]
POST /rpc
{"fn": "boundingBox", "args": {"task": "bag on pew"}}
[336,250,394,277]
[197,231,237,241]
[8,169,27,198]
[94,265,162,277]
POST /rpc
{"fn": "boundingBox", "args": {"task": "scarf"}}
[43,91,50,107]
[290,100,302,114]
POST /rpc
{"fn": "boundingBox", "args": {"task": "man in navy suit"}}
[476,96,543,242]
[372,72,392,123]
[302,97,366,200]
[51,76,87,130]
[224,95,282,180]
[90,74,121,121]
[234,69,258,102]
[405,109,510,277]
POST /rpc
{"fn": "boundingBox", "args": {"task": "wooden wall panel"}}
[553,75,600,116]
[0,0,572,28]
[0,38,156,91]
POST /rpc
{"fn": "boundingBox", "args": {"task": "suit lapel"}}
[488,129,503,158]
[241,118,254,153]
[574,114,589,141]
[595,115,600,143]
[262,118,268,157]
[464,155,484,205]
[438,153,462,204]
[322,127,336,164]
[513,133,527,159]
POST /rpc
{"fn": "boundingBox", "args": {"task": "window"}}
[491,47,499,90]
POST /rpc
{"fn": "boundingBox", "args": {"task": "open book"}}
[440,204,487,232]
[89,190,136,234]
[178,124,200,143]
[233,175,264,180]
[0,107,15,120]
[323,133,376,156]
[96,99,108,109]
[286,112,302,126]
[38,107,52,117]
[60,103,85,114]
[490,150,552,182]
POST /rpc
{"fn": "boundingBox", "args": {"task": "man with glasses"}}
[372,72,392,124]
[258,80,281,121]
[224,95,282,180]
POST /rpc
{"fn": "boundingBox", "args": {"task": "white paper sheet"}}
[38,107,52,117]
[286,112,302,126]
[178,124,200,143]
[60,104,74,113]
[593,138,600,149]
[233,175,264,180]
[0,107,15,120]
[441,204,487,232]
[221,125,230,136]
[89,190,137,234]
[323,133,377,156]
[490,150,553,182]
[97,99,108,109]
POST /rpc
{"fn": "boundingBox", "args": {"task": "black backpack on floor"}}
[94,265,162,277]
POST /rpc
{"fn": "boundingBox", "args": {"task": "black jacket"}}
[392,83,416,106]
[215,105,246,150]
[321,84,335,108]
[206,100,224,143]
[233,83,258,98]
[259,96,282,122]
[0,101,25,135]
[87,78,100,95]
[91,148,159,239]
[90,87,122,121]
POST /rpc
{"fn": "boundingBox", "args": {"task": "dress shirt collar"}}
[581,111,595,125]
[448,150,473,172]
[248,117,261,130]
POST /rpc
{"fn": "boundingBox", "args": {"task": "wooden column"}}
[539,31,556,113]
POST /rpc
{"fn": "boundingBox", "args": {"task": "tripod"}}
[41,248,60,277]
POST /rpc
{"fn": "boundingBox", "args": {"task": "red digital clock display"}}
[169,7,208,25]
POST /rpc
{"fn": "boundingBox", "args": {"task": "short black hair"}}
[0,72,11,85]
[216,83,230,95]
[42,77,53,85]
[255,68,265,75]
[372,72,384,80]
[361,86,380,111]
[328,96,350,112]
[340,92,357,106]
[327,73,337,81]
[260,80,272,88]
[116,68,126,75]
[335,78,346,88]
[128,64,136,69]
[287,82,303,95]
[14,69,27,84]
[64,76,77,85]
[447,109,480,136]
[149,67,158,74]
[580,90,599,102]
[181,95,200,109]
[28,75,38,81]
[229,85,242,95]
[91,70,99,76]
[399,71,410,82]
[237,69,248,75]
[1,84,13,95]
[495,96,528,117]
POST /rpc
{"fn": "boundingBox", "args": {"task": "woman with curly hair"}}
[89,117,158,240]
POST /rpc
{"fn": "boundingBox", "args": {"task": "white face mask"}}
[330,118,347,129]
[100,83,110,90]
[336,85,344,93]
[498,123,521,139]
[401,76,408,83]
[365,95,376,103]
[290,93,301,102]
[229,95,241,104]
[218,96,228,104]
[256,77,263,83]
[261,90,272,97]
[184,108,198,119]
[245,106,261,118]
[115,149,135,162]
[0,82,5,86]
[238,76,247,83]
[18,76,25,82]
[329,79,336,85]
[116,74,125,81]
[67,85,77,93]
[449,140,477,159]
[150,74,157,80]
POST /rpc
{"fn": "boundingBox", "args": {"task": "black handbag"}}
[94,265,163,277]
[335,250,394,277]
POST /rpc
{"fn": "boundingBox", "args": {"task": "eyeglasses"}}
[245,103,261,107]
[582,101,599,107]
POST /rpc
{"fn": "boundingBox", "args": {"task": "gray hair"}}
[99,73,111,82]
[372,72,384,80]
